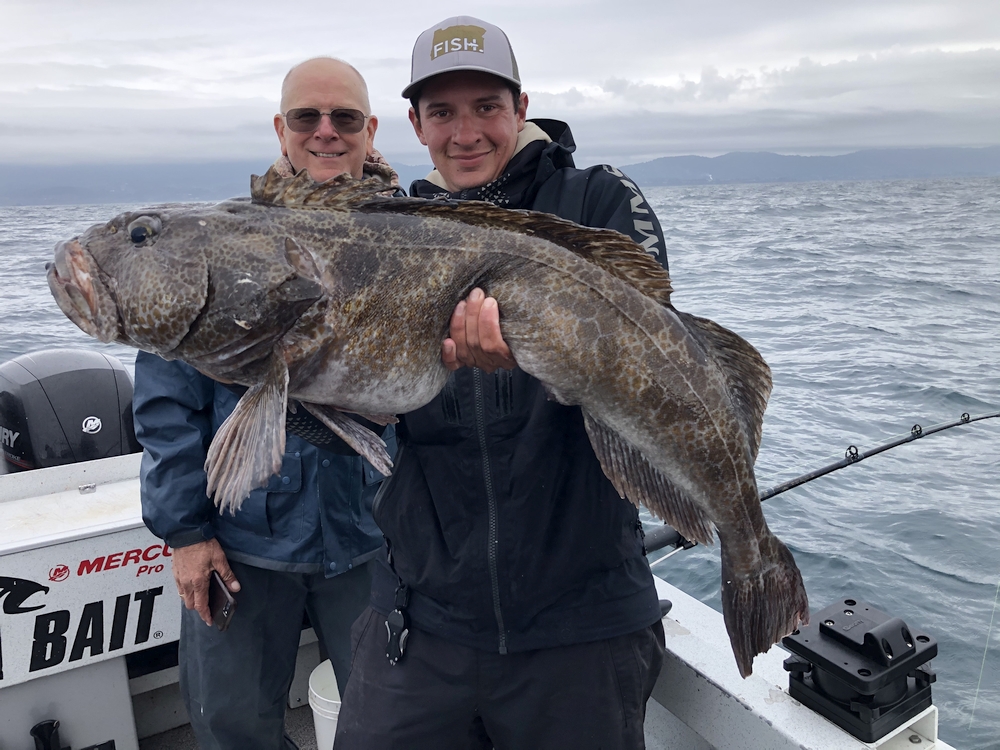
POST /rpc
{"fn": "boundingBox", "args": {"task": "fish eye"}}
[126,216,161,246]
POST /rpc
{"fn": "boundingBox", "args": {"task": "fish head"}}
[48,206,210,354]
[48,201,325,371]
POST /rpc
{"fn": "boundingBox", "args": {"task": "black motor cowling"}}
[0,348,141,472]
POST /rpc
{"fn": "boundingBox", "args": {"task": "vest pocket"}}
[225,453,302,538]
[494,369,514,416]
[440,372,463,424]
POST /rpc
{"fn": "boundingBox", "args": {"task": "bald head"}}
[280,57,371,115]
[274,56,378,182]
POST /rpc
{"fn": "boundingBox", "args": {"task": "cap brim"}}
[402,66,521,99]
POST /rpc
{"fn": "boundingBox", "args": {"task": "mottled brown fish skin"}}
[475,225,809,677]
[47,170,808,677]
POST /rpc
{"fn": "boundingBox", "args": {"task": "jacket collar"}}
[270,150,401,189]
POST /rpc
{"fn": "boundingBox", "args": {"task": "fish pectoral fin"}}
[301,403,394,476]
[283,237,323,284]
[676,311,772,464]
[582,410,715,546]
[206,353,289,515]
[329,406,399,426]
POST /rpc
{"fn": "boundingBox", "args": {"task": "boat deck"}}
[1,455,957,750]
[139,704,319,750]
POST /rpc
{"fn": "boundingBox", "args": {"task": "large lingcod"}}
[48,167,809,677]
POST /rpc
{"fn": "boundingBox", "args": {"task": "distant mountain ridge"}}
[1,147,998,206]
[620,146,1000,186]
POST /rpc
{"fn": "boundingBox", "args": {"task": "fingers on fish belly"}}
[720,533,810,678]
[206,354,289,514]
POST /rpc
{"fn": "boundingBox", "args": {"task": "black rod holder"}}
[782,598,936,743]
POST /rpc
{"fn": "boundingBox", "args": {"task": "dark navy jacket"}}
[370,119,668,652]
[134,352,393,575]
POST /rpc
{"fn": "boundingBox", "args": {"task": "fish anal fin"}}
[355,195,673,306]
[677,312,772,463]
[206,352,289,514]
[302,403,394,476]
[582,411,715,546]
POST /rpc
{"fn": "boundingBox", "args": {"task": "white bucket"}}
[308,659,341,750]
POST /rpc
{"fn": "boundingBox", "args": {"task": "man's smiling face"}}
[410,71,527,192]
[274,58,377,182]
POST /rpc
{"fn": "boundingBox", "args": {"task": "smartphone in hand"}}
[209,570,237,631]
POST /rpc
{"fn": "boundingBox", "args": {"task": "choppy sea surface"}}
[1,178,999,748]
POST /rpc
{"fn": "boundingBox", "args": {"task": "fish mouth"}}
[48,239,119,343]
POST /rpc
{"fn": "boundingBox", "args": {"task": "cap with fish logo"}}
[402,15,520,99]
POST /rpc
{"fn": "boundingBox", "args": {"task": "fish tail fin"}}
[720,533,809,678]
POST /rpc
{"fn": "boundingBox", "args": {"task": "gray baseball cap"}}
[402,16,520,99]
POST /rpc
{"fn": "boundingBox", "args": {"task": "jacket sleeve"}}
[133,351,219,548]
[581,166,669,272]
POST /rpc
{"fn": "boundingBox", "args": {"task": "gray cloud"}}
[525,48,1000,163]
[0,0,997,166]
[599,67,753,105]
[550,49,1000,112]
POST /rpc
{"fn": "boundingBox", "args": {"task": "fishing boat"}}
[0,349,958,750]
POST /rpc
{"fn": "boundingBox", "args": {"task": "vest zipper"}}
[474,368,507,654]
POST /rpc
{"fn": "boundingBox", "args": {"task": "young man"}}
[335,19,669,750]
[134,58,397,750]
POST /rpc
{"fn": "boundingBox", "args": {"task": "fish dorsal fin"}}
[250,167,389,208]
[582,410,715,545]
[676,312,772,462]
[357,195,673,306]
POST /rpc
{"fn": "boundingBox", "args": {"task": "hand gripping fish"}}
[48,167,809,676]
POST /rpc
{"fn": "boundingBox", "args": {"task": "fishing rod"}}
[644,409,1000,562]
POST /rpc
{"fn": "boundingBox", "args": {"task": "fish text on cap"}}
[431,25,486,59]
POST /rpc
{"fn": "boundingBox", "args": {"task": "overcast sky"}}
[1,0,998,168]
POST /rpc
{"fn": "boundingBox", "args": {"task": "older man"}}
[134,57,396,750]
[335,18,667,750]
[272,57,394,185]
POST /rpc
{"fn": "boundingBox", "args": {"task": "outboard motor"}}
[0,348,141,472]
[30,719,66,750]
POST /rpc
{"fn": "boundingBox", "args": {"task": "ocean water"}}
[1,178,999,748]
[0,204,143,368]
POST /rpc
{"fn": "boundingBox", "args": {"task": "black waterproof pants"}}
[334,608,665,750]
[179,559,373,750]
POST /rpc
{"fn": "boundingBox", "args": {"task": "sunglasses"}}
[282,108,369,134]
